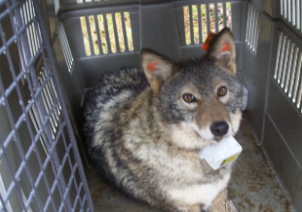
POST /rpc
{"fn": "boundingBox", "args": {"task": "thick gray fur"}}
[83,28,242,212]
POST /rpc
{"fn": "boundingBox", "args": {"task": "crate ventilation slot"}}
[245,4,260,54]
[280,0,302,33]
[34,67,62,140]
[58,25,74,73]
[183,2,232,46]
[20,0,42,59]
[274,32,302,113]
[80,12,133,56]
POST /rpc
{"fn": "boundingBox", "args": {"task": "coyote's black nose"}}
[210,121,229,137]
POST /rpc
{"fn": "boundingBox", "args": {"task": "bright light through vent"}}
[183,6,190,45]
[209,3,216,33]
[80,16,91,56]
[89,15,100,55]
[115,13,126,52]
[192,5,199,44]
[97,14,108,54]
[183,2,232,46]
[80,11,133,56]
[201,4,207,43]
[106,13,117,53]
[124,12,134,51]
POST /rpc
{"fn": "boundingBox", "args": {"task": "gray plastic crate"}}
[1,0,302,211]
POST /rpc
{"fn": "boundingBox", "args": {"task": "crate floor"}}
[229,115,294,212]
[84,115,293,212]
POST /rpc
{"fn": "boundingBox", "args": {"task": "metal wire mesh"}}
[0,0,93,211]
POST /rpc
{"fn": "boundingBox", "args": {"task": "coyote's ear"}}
[141,48,175,93]
[206,28,236,74]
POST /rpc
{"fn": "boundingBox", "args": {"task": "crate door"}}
[0,0,93,211]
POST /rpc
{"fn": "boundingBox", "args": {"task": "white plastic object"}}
[199,136,242,170]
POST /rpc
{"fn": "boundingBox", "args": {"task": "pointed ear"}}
[141,48,175,93]
[206,28,236,74]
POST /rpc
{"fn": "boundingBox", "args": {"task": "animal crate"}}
[0,0,301,211]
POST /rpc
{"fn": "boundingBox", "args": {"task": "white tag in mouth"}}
[198,136,242,170]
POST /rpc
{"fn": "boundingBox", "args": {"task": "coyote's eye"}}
[217,86,227,97]
[183,93,197,103]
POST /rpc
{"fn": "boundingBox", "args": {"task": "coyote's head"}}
[141,28,242,149]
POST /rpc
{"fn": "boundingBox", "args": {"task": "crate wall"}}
[57,1,247,89]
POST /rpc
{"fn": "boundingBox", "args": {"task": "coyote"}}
[83,28,242,212]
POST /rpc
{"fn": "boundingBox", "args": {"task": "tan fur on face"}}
[170,122,213,150]
[230,111,242,135]
[174,82,240,143]
[196,101,231,129]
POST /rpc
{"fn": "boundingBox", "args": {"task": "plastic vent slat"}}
[223,2,227,28]
[88,15,99,55]
[197,5,202,43]
[189,5,194,45]
[80,16,91,56]
[278,35,287,84]
[292,0,295,26]
[280,0,283,16]
[192,5,199,44]
[288,48,298,98]
[94,14,103,55]
[297,76,302,108]
[112,13,120,52]
[85,16,94,55]
[206,4,210,36]
[115,13,126,52]
[104,14,113,54]
[214,3,218,33]
[297,0,300,29]
[284,0,287,19]
[288,0,291,23]
[121,12,129,52]
[292,53,302,103]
